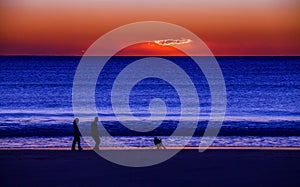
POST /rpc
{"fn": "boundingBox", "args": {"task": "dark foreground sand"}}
[0,149,299,187]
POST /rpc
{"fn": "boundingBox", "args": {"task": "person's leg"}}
[77,136,82,150]
[72,137,76,150]
[93,137,100,151]
[95,137,100,149]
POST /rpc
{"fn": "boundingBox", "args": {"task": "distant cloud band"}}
[154,38,192,46]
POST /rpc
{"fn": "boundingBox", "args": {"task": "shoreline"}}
[1,146,300,151]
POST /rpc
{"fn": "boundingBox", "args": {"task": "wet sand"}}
[1,149,299,187]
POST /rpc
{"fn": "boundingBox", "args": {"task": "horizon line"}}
[1,55,299,57]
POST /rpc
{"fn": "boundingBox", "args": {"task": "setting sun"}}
[115,42,188,56]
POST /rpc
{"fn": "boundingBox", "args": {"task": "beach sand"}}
[1,148,299,187]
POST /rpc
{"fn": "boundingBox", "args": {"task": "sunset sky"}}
[1,0,299,56]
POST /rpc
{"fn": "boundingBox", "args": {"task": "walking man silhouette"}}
[72,118,83,151]
[91,117,100,152]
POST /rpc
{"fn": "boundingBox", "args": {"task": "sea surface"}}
[0,56,299,148]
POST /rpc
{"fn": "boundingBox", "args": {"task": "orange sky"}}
[1,0,300,56]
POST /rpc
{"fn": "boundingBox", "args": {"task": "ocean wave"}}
[0,117,299,137]
[0,136,299,148]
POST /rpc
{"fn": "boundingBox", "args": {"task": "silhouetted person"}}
[91,117,100,152]
[154,137,166,149]
[72,118,83,151]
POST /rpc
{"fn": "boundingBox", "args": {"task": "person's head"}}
[74,118,79,124]
[94,117,98,122]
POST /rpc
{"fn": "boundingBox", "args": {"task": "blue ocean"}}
[0,56,299,148]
